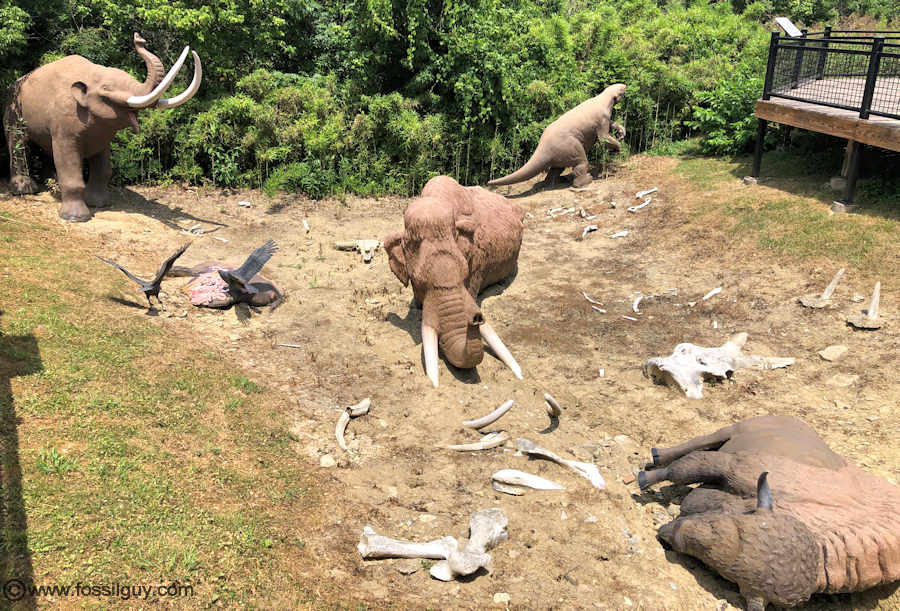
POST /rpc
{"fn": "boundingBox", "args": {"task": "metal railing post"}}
[815,25,831,80]
[859,37,884,119]
[762,31,779,100]
[791,29,808,89]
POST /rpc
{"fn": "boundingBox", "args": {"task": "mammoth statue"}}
[3,33,202,221]
[384,176,525,388]
[639,415,900,610]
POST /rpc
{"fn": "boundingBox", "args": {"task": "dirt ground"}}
[3,156,899,609]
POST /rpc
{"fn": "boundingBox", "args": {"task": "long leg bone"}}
[492,469,566,491]
[430,508,509,581]
[463,400,515,429]
[335,398,371,452]
[447,431,510,451]
[847,281,882,329]
[357,526,458,559]
[516,438,606,489]
[800,268,844,308]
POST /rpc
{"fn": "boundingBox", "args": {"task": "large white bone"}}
[430,508,509,581]
[492,469,565,491]
[357,526,458,559]
[847,281,882,329]
[335,398,371,452]
[447,431,509,451]
[422,323,439,387]
[516,438,606,490]
[463,400,515,429]
[643,332,795,399]
[480,322,523,380]
[127,45,190,108]
[156,51,202,108]
[800,268,844,308]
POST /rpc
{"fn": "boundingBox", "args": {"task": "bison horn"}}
[126,45,190,108]
[422,322,439,388]
[756,471,773,511]
[156,51,202,109]
[479,322,523,380]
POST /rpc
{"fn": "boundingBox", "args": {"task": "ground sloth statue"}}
[638,415,900,609]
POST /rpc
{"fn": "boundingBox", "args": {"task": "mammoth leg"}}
[52,138,91,222]
[638,451,739,491]
[650,424,735,467]
[542,167,563,186]
[601,134,622,153]
[4,107,38,195]
[86,147,112,208]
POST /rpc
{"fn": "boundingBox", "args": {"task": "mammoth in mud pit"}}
[639,415,900,610]
[4,33,201,221]
[384,176,525,387]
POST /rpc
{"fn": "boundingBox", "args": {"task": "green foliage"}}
[36,446,78,475]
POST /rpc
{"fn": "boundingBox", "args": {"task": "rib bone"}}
[516,438,606,490]
[543,393,562,417]
[357,526,458,559]
[492,469,565,491]
[463,399,515,429]
[447,431,510,451]
[336,398,371,451]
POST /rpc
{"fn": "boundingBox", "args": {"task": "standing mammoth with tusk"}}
[3,33,202,222]
[384,176,525,387]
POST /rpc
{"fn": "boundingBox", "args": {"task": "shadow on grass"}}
[0,310,41,609]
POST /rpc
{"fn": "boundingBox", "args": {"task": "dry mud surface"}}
[4,157,899,609]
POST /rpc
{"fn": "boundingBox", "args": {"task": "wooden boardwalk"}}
[755,76,900,152]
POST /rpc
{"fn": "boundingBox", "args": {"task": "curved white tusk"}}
[543,393,562,417]
[126,45,190,108]
[867,281,881,321]
[336,398,370,452]
[479,322,522,380]
[156,51,202,108]
[462,399,514,429]
[446,430,509,451]
[422,323,439,388]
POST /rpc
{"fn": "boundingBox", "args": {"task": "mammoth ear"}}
[384,232,408,286]
[756,471,773,512]
[70,82,89,107]
[455,217,476,236]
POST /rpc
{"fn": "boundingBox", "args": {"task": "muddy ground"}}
[3,156,898,609]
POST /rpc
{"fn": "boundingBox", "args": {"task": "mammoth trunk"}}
[425,291,484,369]
[133,34,164,95]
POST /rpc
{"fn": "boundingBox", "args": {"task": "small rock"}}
[608,201,617,209]
[742,176,758,185]
[584,516,599,523]
[669,582,677,590]
[622,474,635,485]
[830,202,858,214]
[866,415,878,422]
[396,559,420,575]
[319,454,336,468]
[419,514,437,523]
[818,345,848,361]
[613,434,629,445]
[386,486,399,498]
[623,596,633,607]
[829,176,847,190]
[561,511,568,521]
[827,373,859,387]
[493,592,511,605]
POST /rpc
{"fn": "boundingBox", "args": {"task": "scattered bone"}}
[635,187,658,198]
[800,268,845,308]
[238,201,251,207]
[357,526,458,560]
[516,438,606,490]
[278,343,303,348]
[302,219,310,233]
[544,393,562,417]
[447,431,510,452]
[578,208,587,218]
[336,398,371,452]
[582,291,603,305]
[623,315,638,321]
[627,197,651,213]
[491,480,526,495]
[632,295,643,313]
[463,400,515,430]
[643,332,795,399]
[818,345,848,361]
[547,207,564,215]
[852,294,865,303]
[584,214,597,221]
[702,287,722,300]
[581,225,598,240]
[591,306,607,313]
[609,201,617,209]
[335,239,382,262]
[430,508,509,581]
[213,236,229,243]
[713,320,718,329]
[847,281,882,330]
[609,231,628,238]
[492,469,566,491]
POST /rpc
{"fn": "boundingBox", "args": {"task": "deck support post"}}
[751,119,767,178]
[841,140,861,204]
